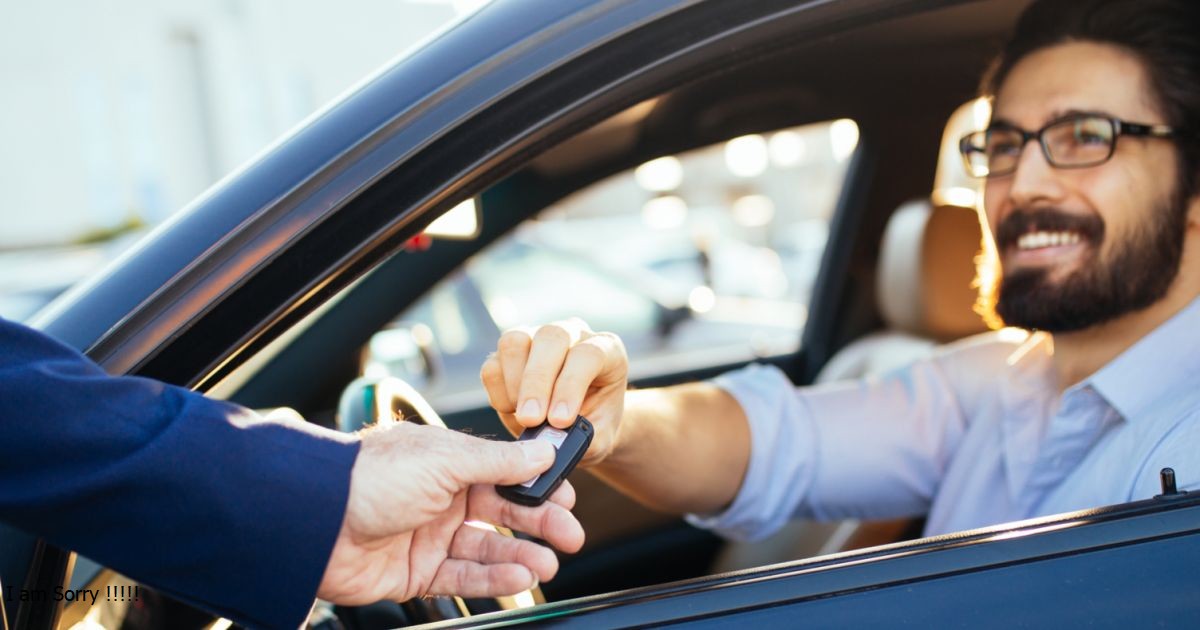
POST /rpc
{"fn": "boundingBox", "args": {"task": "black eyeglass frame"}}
[958,113,1177,178]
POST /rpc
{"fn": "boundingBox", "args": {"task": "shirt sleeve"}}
[686,359,968,542]
[0,318,360,630]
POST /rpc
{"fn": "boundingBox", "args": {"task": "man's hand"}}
[479,317,752,516]
[316,422,585,604]
[480,318,630,466]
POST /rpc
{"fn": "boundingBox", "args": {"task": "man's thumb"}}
[454,437,556,486]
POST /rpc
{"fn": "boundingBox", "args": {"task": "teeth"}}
[1017,231,1081,250]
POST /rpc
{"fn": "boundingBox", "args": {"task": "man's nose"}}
[1006,140,1067,207]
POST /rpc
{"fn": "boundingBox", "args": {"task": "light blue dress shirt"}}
[688,298,1200,541]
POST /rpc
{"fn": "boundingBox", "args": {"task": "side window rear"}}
[367,119,858,412]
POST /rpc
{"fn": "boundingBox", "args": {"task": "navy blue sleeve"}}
[0,318,361,629]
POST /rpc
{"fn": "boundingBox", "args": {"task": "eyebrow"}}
[989,108,1117,129]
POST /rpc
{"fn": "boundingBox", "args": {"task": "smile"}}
[1016,230,1083,251]
[1005,229,1091,269]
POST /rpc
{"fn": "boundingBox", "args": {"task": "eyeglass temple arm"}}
[1120,121,1175,137]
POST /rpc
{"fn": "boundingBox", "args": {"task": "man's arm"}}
[481,319,751,515]
[591,384,750,515]
[1,318,584,628]
[482,319,978,540]
[0,318,358,628]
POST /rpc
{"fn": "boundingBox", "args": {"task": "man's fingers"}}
[450,525,558,582]
[449,433,556,487]
[514,325,576,426]
[426,559,539,599]
[492,320,611,429]
[495,412,525,438]
[546,479,576,510]
[481,353,516,414]
[482,353,525,437]
[497,327,535,414]
[468,486,585,554]
[545,334,618,427]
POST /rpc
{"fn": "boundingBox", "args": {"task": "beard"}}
[992,193,1188,333]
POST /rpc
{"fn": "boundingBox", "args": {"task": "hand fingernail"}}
[518,440,554,465]
[519,399,541,420]
[551,401,569,422]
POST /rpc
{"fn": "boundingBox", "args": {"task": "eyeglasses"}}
[959,113,1176,178]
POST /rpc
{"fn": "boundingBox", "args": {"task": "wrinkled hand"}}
[317,422,585,604]
[480,318,629,466]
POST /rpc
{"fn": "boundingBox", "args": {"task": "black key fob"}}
[497,416,594,506]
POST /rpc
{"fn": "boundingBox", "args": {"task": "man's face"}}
[983,41,1187,332]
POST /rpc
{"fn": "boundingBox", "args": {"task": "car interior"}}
[38,0,1047,627]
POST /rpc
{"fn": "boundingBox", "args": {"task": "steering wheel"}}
[335,376,545,624]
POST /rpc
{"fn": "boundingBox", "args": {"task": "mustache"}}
[995,208,1105,250]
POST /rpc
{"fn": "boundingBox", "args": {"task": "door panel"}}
[694,536,1199,628]
[429,497,1200,628]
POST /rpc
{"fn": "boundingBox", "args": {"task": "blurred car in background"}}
[363,233,802,414]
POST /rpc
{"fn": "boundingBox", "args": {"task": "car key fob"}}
[497,416,593,506]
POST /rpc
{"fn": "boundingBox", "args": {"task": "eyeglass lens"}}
[964,115,1116,177]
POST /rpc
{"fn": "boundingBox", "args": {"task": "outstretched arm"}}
[480,318,751,515]
[0,318,582,628]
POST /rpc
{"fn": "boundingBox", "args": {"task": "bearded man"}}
[479,0,1200,540]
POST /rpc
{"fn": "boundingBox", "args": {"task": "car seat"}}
[817,197,987,381]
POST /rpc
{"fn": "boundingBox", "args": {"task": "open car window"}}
[364,119,858,413]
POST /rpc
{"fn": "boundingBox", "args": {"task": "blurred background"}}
[0,0,482,320]
[1,1,852,407]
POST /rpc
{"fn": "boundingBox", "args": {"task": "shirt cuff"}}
[685,363,818,542]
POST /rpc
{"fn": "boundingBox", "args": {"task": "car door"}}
[423,493,1200,628]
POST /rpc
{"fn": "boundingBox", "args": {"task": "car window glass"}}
[467,240,660,334]
[366,119,857,411]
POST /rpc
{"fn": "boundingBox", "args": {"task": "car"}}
[7,0,1200,628]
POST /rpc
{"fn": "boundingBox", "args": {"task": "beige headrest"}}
[874,99,993,341]
[932,98,992,210]
[876,200,988,341]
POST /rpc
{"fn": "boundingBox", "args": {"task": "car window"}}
[365,120,857,411]
[467,240,660,334]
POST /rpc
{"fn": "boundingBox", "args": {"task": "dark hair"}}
[982,0,1200,199]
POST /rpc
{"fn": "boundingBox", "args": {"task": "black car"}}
[6,0,1200,628]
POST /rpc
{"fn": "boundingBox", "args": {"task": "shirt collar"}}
[1087,297,1200,421]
